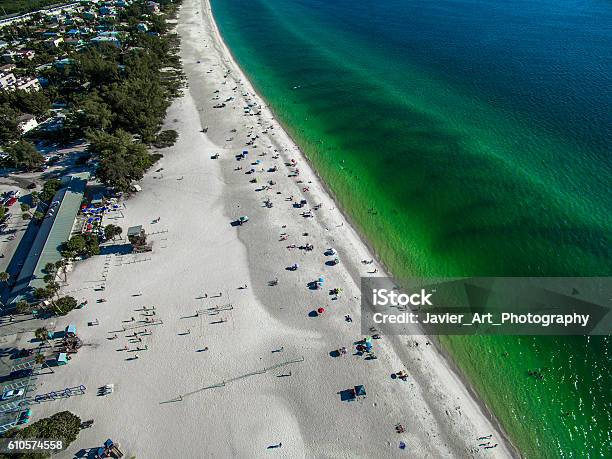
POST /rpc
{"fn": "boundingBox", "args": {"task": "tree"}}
[84,234,100,256]
[15,300,31,314]
[75,47,121,88]
[104,224,123,240]
[5,140,45,171]
[20,203,30,213]
[44,262,57,275]
[62,234,85,257]
[154,129,178,148]
[88,129,154,191]
[62,234,99,258]
[34,287,52,300]
[0,103,19,143]
[54,296,77,315]
[55,259,67,281]
[40,179,61,203]
[33,210,44,221]
[0,89,51,117]
[106,76,169,141]
[46,281,60,297]
[4,411,81,449]
[34,327,48,342]
[69,91,114,132]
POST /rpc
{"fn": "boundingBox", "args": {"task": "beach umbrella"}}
[317,307,325,314]
[318,276,324,284]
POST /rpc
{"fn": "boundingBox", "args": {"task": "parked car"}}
[17,409,31,424]
[2,388,24,400]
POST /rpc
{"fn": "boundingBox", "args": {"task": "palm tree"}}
[31,191,40,207]
[34,327,48,342]
[0,271,10,284]
[44,262,57,275]
[55,259,67,282]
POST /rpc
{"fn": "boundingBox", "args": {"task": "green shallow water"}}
[209,0,612,456]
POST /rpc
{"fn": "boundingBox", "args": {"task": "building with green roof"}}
[9,172,89,305]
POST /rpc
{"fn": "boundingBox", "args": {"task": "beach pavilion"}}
[6,172,90,308]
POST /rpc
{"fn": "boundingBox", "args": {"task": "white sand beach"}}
[30,0,515,457]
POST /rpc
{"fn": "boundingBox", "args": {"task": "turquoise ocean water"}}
[210,0,612,456]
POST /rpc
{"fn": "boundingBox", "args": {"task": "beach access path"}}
[30,0,515,457]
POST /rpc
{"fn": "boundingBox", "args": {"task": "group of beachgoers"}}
[207,63,505,453]
[107,305,160,360]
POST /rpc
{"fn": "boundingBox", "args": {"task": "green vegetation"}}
[34,327,48,342]
[1,0,184,187]
[1,411,81,459]
[0,206,8,222]
[104,224,123,240]
[39,179,61,203]
[0,90,50,118]
[0,104,21,143]
[89,130,153,191]
[154,129,178,148]
[61,233,100,258]
[3,140,44,171]
[15,300,31,314]
[53,295,77,315]
[0,0,61,17]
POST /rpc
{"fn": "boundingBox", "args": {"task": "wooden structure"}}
[127,225,152,253]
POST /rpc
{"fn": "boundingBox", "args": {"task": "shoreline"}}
[28,0,518,456]
[202,0,519,456]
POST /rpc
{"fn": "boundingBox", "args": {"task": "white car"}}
[2,389,25,400]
